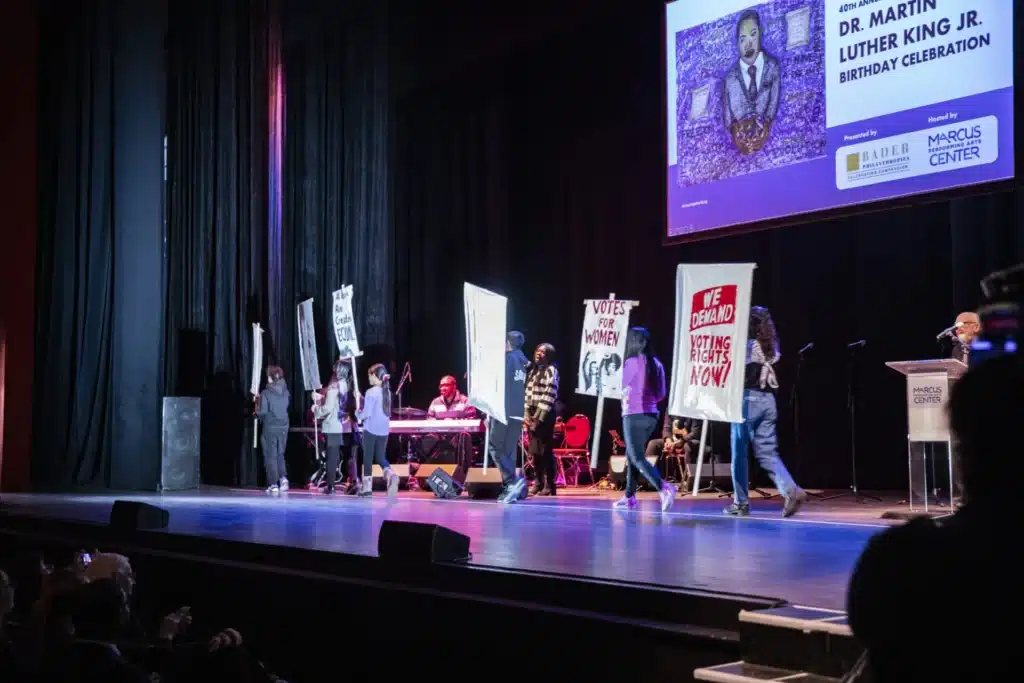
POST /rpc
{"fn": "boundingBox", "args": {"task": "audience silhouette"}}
[848,353,1024,681]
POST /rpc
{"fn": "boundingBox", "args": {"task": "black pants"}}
[528,418,556,490]
[488,417,523,487]
[325,432,357,488]
[261,428,288,485]
[362,432,391,477]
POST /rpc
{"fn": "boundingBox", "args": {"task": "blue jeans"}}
[623,413,663,496]
[488,417,523,487]
[730,390,797,505]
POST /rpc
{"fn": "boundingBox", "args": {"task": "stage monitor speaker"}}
[110,500,169,531]
[464,467,502,499]
[426,468,463,499]
[378,520,471,564]
[160,397,201,491]
[609,455,658,473]
[415,463,457,481]
[372,463,410,490]
[464,467,523,499]
[608,455,659,488]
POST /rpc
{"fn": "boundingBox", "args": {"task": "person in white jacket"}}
[312,359,360,495]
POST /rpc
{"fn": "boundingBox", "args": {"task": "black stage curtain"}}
[165,0,270,487]
[393,3,1022,490]
[950,192,1024,312]
[393,74,511,389]
[281,2,392,421]
[34,0,167,490]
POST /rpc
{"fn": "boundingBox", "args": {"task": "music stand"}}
[823,341,881,502]
[791,345,823,499]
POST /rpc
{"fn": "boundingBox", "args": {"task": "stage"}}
[0,487,900,610]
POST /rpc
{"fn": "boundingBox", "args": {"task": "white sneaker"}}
[613,495,637,510]
[502,477,527,505]
[278,477,290,492]
[659,483,678,511]
[358,475,373,497]
[385,469,400,497]
[265,485,279,495]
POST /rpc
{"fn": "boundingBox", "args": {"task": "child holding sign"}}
[357,364,399,497]
[313,359,360,495]
[256,365,291,494]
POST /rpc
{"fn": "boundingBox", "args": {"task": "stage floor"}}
[0,487,900,610]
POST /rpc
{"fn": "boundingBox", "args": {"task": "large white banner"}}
[463,283,507,424]
[249,323,264,395]
[297,298,322,391]
[668,263,755,424]
[331,285,362,359]
[576,298,635,399]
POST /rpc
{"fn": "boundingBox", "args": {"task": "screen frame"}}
[662,0,1021,246]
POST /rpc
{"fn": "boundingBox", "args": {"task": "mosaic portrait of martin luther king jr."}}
[721,9,781,155]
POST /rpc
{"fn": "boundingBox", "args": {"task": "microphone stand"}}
[394,363,413,469]
[394,363,411,414]
[791,346,823,500]
[823,341,881,503]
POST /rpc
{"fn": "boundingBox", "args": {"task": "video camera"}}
[971,262,1022,363]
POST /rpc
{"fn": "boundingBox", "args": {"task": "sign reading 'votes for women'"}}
[576,298,635,400]
[669,263,755,424]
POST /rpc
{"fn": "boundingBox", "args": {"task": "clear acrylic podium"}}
[886,359,968,512]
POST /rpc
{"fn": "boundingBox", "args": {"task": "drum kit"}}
[521,414,590,448]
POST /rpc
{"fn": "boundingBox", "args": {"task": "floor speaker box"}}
[464,467,522,499]
[377,520,471,563]
[426,468,463,499]
[160,397,201,491]
[371,463,410,490]
[415,463,457,482]
[608,456,731,488]
[110,500,169,531]
[609,455,659,474]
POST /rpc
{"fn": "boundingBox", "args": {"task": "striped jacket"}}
[525,364,559,417]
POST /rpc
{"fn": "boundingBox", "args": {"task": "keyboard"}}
[390,418,484,435]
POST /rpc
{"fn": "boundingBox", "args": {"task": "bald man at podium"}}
[948,311,981,364]
[941,311,979,506]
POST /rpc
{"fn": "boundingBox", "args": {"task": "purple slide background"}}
[667,87,1015,238]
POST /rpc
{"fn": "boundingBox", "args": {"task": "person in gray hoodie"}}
[256,365,291,494]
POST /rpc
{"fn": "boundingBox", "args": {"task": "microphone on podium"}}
[798,342,814,355]
[935,322,963,340]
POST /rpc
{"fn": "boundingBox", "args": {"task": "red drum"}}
[562,414,590,449]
